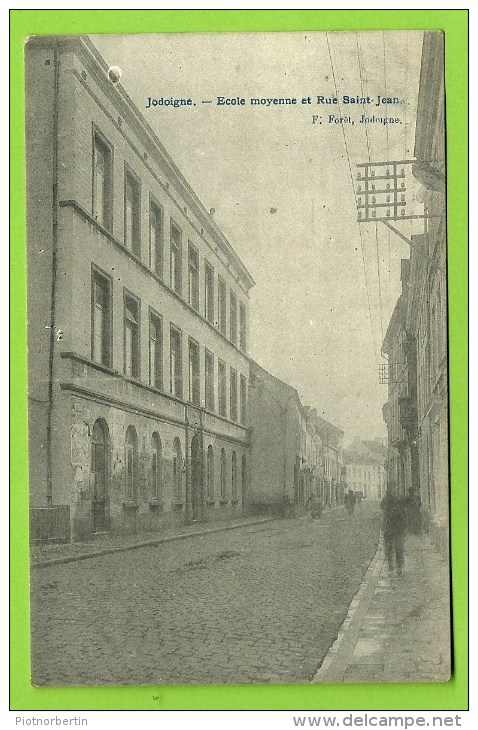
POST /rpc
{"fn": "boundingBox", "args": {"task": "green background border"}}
[10,9,468,712]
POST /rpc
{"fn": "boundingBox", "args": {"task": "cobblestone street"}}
[31,506,381,686]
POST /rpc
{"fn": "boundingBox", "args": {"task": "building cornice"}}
[60,352,250,444]
[413,32,445,190]
[27,34,255,290]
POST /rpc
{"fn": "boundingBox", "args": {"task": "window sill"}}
[59,200,253,350]
[123,501,139,510]
[149,501,163,511]
[171,502,184,510]
[125,373,142,383]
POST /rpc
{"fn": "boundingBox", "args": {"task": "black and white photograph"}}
[26,30,450,686]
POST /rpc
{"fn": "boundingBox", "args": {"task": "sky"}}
[91,31,424,444]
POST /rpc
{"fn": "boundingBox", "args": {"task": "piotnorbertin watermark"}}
[15,719,87,726]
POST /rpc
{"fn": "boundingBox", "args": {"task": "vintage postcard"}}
[26,30,450,686]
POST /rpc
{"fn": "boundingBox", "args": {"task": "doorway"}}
[241,454,247,510]
[190,433,203,521]
[91,419,110,532]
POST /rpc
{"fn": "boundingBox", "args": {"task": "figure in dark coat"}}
[306,493,322,519]
[381,487,407,577]
[344,490,356,515]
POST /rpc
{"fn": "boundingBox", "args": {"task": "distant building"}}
[26,36,254,542]
[303,409,345,507]
[344,438,387,500]
[248,362,324,516]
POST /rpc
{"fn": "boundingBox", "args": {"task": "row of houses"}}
[26,35,346,543]
[343,438,387,501]
[248,362,345,516]
[381,32,448,556]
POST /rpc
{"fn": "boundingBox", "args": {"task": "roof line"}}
[28,34,255,289]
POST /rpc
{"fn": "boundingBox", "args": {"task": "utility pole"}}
[356,159,439,245]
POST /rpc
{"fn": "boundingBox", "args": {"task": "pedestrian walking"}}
[404,490,422,534]
[381,486,407,577]
[344,490,356,516]
[306,493,322,520]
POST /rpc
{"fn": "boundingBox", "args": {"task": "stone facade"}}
[382,32,447,556]
[26,36,254,542]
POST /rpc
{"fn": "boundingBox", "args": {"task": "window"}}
[188,243,199,311]
[231,451,238,500]
[230,368,238,422]
[170,221,182,295]
[149,311,163,390]
[173,437,183,501]
[91,268,112,367]
[207,445,214,500]
[124,294,140,378]
[205,349,215,412]
[188,338,200,405]
[149,198,163,277]
[218,359,227,417]
[170,326,183,398]
[151,432,162,501]
[93,132,112,230]
[124,168,141,256]
[230,292,238,345]
[220,448,227,500]
[240,374,247,425]
[218,277,227,335]
[125,426,138,502]
[240,302,247,351]
[205,261,215,323]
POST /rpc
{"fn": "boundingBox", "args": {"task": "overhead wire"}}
[382,32,392,315]
[325,32,380,368]
[355,34,372,163]
[375,223,385,345]
[356,32,386,348]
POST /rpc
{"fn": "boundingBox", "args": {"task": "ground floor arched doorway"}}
[241,454,247,510]
[91,418,110,533]
[190,433,203,521]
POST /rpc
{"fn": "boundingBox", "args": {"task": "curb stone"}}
[31,517,275,569]
[31,505,354,570]
[311,542,384,683]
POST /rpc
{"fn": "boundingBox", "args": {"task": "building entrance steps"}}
[312,533,451,684]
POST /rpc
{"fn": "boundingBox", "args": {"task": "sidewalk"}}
[30,504,345,569]
[30,515,275,569]
[312,533,451,684]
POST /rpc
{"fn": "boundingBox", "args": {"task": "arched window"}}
[220,448,227,500]
[125,426,138,501]
[173,437,183,501]
[231,451,238,499]
[207,445,214,500]
[151,432,162,500]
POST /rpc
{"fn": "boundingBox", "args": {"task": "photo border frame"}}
[10,8,469,711]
